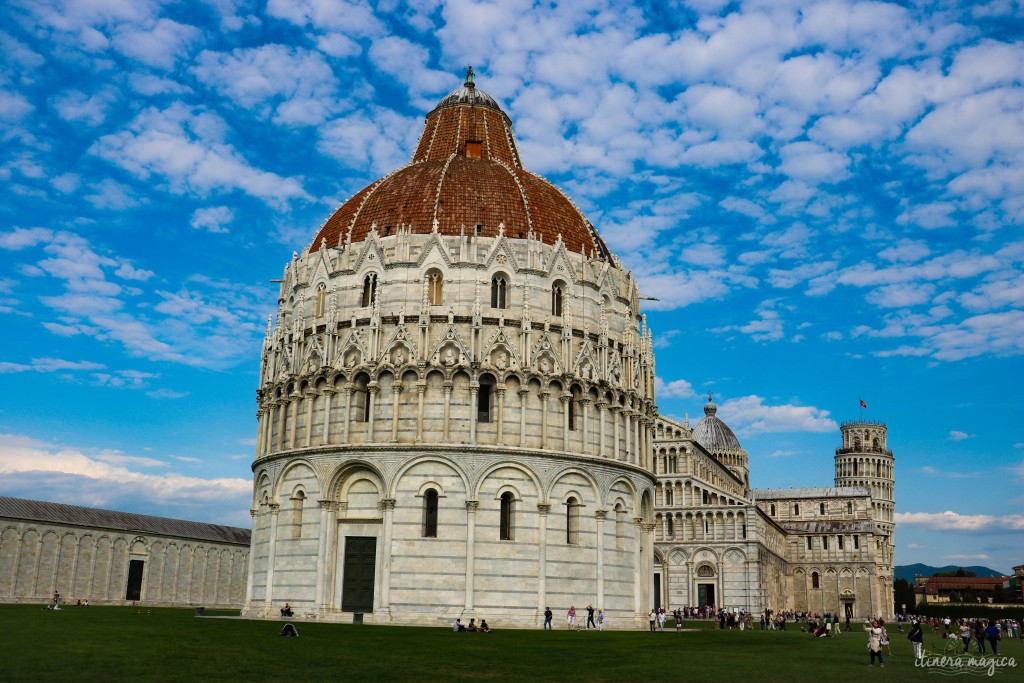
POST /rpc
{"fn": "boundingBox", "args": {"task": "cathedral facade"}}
[243,75,894,626]
[652,406,895,620]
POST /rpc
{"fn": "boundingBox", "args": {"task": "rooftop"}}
[0,496,251,546]
[752,486,871,500]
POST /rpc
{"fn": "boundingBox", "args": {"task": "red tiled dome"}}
[311,80,609,258]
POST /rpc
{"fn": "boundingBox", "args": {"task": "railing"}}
[835,447,893,456]
[841,419,886,428]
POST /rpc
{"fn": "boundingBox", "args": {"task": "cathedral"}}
[243,73,894,626]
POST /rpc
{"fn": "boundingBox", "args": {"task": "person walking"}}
[649,609,657,632]
[597,610,605,631]
[973,619,986,654]
[985,620,1000,655]
[658,608,667,632]
[586,605,596,630]
[865,619,885,668]
[567,606,576,630]
[908,619,924,663]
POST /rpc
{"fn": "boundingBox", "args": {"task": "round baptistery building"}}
[243,73,658,626]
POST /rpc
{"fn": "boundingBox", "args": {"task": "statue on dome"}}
[465,66,475,85]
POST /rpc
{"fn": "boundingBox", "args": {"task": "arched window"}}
[853,461,859,475]
[477,376,494,423]
[819,502,825,515]
[423,489,438,538]
[853,535,860,550]
[770,504,776,516]
[793,503,800,516]
[665,488,673,506]
[314,283,327,317]
[666,516,674,538]
[847,502,853,515]
[291,490,305,538]
[499,492,514,540]
[361,273,378,307]
[551,282,563,317]
[353,375,370,422]
[806,536,812,550]
[566,496,579,544]
[838,535,844,550]
[822,535,829,550]
[490,275,507,309]
[427,270,443,306]
[567,390,578,431]
[615,503,626,549]
[812,571,820,589]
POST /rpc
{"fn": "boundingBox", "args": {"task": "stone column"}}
[597,401,607,457]
[560,393,571,451]
[623,408,632,463]
[276,400,286,452]
[244,509,258,607]
[314,500,339,611]
[536,504,550,616]
[262,503,280,607]
[321,388,335,445]
[611,406,620,460]
[415,382,426,443]
[595,509,607,609]
[580,398,591,455]
[633,517,644,616]
[469,386,479,445]
[255,409,264,457]
[518,387,529,447]
[464,500,479,615]
[367,385,379,442]
[289,395,299,449]
[343,386,354,444]
[443,382,453,441]
[304,391,316,447]
[378,498,396,619]
[539,390,550,450]
[495,386,506,445]
[390,382,402,442]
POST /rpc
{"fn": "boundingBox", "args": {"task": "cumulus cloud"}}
[655,377,697,399]
[717,395,838,435]
[90,104,309,207]
[191,206,234,233]
[0,434,251,526]
[895,511,1024,532]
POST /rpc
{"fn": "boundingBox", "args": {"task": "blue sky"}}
[0,0,1022,574]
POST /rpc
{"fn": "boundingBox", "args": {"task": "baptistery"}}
[243,72,658,626]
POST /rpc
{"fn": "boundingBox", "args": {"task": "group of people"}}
[452,618,490,632]
[544,605,604,630]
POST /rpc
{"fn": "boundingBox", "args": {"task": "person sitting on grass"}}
[467,618,478,632]
[280,623,298,637]
[479,620,490,633]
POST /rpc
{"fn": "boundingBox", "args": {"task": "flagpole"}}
[859,398,863,421]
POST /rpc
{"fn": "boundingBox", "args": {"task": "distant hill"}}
[895,563,1006,582]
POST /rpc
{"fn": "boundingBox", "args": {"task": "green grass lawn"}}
[3,605,1020,682]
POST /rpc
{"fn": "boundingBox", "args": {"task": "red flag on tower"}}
[859,399,867,408]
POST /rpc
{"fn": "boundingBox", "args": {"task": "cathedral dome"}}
[691,395,743,453]
[310,75,610,258]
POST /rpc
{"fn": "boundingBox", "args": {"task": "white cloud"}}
[194,44,340,125]
[0,433,250,526]
[948,430,974,441]
[655,377,696,399]
[0,357,105,374]
[191,206,235,234]
[90,104,309,206]
[896,510,1024,532]
[717,395,837,435]
[942,554,991,561]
